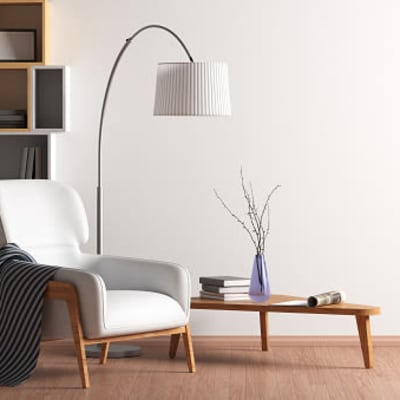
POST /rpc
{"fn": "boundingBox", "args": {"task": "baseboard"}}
[129,335,400,347]
[190,336,400,346]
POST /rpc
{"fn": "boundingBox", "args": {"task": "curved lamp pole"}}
[96,24,231,255]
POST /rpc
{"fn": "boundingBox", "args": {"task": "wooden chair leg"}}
[64,290,90,388]
[169,333,181,358]
[182,324,196,373]
[100,342,110,365]
[71,332,90,388]
[45,281,90,388]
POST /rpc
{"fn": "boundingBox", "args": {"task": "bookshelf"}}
[0,0,67,180]
[0,134,50,179]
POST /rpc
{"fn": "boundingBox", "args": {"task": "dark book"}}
[34,147,42,179]
[25,147,35,179]
[0,109,26,115]
[0,115,26,121]
[199,276,250,287]
[19,147,28,179]
[0,122,26,128]
[199,290,250,301]
[202,284,249,294]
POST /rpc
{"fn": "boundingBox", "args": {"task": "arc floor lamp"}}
[97,24,231,255]
[91,24,231,357]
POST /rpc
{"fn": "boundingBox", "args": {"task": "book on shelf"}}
[34,147,42,179]
[201,284,249,294]
[0,115,25,121]
[19,147,29,179]
[0,110,26,115]
[199,290,250,301]
[0,122,26,128]
[20,146,43,179]
[0,109,27,128]
[199,276,251,287]
[270,290,346,308]
[25,147,35,179]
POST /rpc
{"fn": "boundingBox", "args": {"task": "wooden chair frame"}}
[44,281,196,389]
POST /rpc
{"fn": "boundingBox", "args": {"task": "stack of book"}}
[0,110,26,129]
[19,147,43,179]
[199,276,251,301]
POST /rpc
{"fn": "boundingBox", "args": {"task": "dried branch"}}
[214,170,281,255]
[249,182,264,252]
[261,205,271,252]
[213,189,258,250]
[260,185,281,227]
[266,205,271,236]
[240,169,259,247]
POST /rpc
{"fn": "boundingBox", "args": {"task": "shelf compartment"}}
[0,134,48,179]
[0,1,46,63]
[32,66,68,131]
[0,68,29,130]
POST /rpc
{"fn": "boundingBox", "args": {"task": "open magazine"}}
[271,290,346,308]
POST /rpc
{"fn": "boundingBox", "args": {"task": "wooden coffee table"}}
[190,294,380,368]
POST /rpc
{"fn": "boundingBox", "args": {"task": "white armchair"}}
[0,180,195,388]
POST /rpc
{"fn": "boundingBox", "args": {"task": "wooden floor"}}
[0,337,399,400]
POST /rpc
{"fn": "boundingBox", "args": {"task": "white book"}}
[202,285,249,294]
[199,290,251,301]
[34,147,42,179]
[19,147,29,179]
[25,147,35,179]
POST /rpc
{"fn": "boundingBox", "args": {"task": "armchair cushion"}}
[84,254,191,316]
[105,290,187,336]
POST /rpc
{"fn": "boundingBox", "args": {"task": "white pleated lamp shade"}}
[153,62,231,116]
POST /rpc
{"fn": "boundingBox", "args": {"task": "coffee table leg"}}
[259,311,269,351]
[356,315,373,368]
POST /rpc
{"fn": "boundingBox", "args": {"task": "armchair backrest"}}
[0,180,89,256]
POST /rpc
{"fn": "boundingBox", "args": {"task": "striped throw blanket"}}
[0,243,59,386]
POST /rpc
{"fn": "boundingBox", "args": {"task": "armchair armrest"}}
[42,268,107,340]
[81,254,191,316]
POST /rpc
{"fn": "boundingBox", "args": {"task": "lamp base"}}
[86,343,142,358]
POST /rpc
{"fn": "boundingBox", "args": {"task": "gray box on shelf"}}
[0,30,36,62]
[31,66,69,132]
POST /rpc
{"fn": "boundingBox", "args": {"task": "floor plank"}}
[0,338,399,399]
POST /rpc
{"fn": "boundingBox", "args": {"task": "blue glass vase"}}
[249,253,271,302]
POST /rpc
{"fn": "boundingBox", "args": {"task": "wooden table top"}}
[191,294,381,316]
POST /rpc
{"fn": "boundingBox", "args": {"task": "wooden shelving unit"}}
[0,0,66,180]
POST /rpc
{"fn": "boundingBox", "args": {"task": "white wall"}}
[50,0,400,335]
